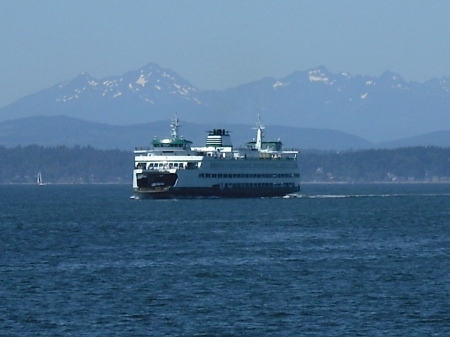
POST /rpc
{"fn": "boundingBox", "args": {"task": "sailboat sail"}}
[37,172,44,185]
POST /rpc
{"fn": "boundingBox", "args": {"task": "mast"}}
[170,113,180,140]
[253,115,265,150]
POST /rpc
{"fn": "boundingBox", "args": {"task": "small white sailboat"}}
[37,172,45,185]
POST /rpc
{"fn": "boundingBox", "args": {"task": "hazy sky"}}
[1,1,450,108]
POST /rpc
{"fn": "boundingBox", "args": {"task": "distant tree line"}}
[0,145,132,184]
[301,147,450,182]
[0,145,449,184]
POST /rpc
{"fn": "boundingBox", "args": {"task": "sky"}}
[1,0,450,108]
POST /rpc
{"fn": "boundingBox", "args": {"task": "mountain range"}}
[1,115,449,151]
[0,116,373,151]
[1,63,450,149]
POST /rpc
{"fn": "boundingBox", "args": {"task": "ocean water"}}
[1,183,449,336]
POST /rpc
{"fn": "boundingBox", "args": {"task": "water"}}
[1,184,449,336]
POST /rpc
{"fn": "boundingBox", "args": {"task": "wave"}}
[300,193,450,199]
[308,194,398,199]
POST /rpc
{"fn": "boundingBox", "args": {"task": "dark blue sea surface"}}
[1,183,449,336]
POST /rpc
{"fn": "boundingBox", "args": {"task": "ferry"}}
[133,116,300,198]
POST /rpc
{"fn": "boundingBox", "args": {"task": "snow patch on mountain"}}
[136,75,148,86]
[308,69,330,83]
[273,81,286,89]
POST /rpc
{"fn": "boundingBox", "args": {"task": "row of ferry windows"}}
[136,163,185,169]
[210,162,297,169]
[221,182,296,188]
[199,173,299,178]
[148,162,184,168]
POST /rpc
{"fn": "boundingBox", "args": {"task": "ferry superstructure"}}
[133,116,300,198]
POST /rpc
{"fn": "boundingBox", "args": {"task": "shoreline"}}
[1,181,450,186]
[301,181,450,184]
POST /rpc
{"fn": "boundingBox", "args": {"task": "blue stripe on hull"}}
[134,185,300,199]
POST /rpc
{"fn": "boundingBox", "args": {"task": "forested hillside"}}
[0,145,132,184]
[301,147,450,182]
[0,145,449,184]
